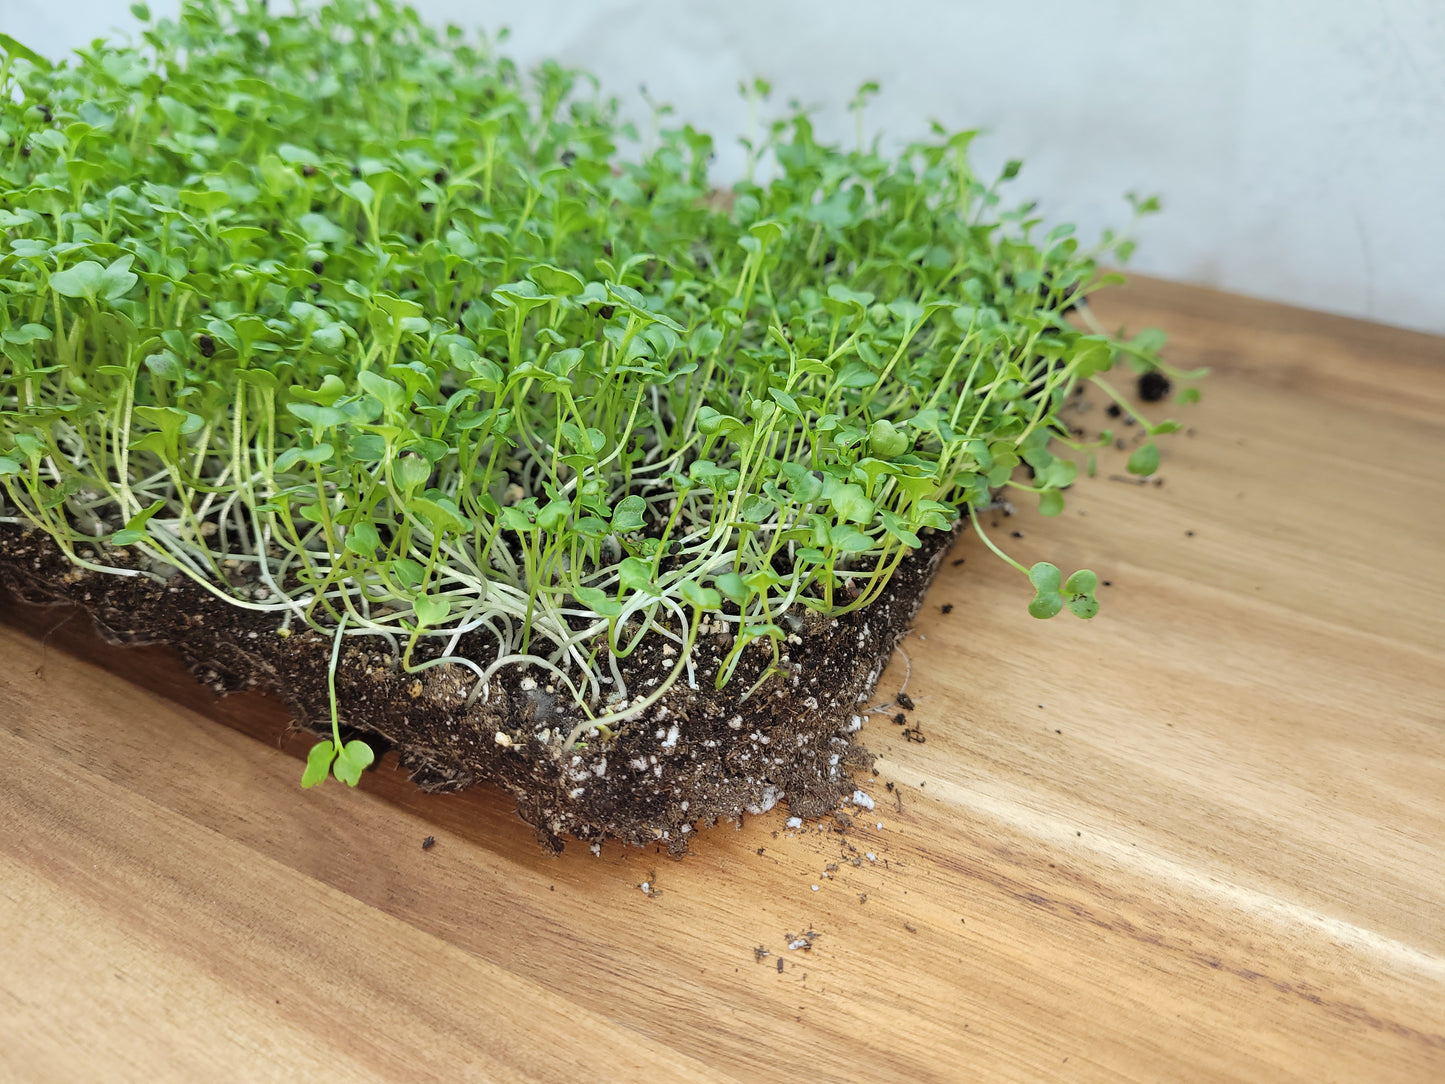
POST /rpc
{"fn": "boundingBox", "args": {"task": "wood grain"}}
[2,277,1443,1082]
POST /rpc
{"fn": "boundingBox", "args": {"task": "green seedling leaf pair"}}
[1028,563,1099,620]
[49,256,138,303]
[302,738,376,788]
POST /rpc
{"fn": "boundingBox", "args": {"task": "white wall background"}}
[6,0,1443,333]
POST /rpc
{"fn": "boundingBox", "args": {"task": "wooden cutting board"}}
[2,277,1442,1082]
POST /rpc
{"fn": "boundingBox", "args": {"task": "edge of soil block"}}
[0,521,956,852]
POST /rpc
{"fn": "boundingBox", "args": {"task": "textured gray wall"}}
[6,0,1443,333]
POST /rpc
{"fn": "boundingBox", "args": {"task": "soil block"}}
[0,522,955,852]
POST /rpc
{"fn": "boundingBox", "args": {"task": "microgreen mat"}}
[0,1,1197,787]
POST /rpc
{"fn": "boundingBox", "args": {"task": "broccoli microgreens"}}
[0,0,1198,786]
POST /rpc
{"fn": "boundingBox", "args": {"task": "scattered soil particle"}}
[1106,403,1122,418]
[895,692,915,711]
[940,603,953,614]
[0,521,958,852]
[1137,370,1172,402]
[777,958,784,973]
[421,835,436,850]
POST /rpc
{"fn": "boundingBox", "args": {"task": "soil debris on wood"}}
[1138,370,1173,402]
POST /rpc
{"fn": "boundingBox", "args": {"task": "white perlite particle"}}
[850,790,875,811]
[745,785,780,815]
[786,816,803,829]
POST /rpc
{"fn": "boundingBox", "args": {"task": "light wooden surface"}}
[2,278,1443,1082]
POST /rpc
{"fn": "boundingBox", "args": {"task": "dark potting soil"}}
[0,522,955,852]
